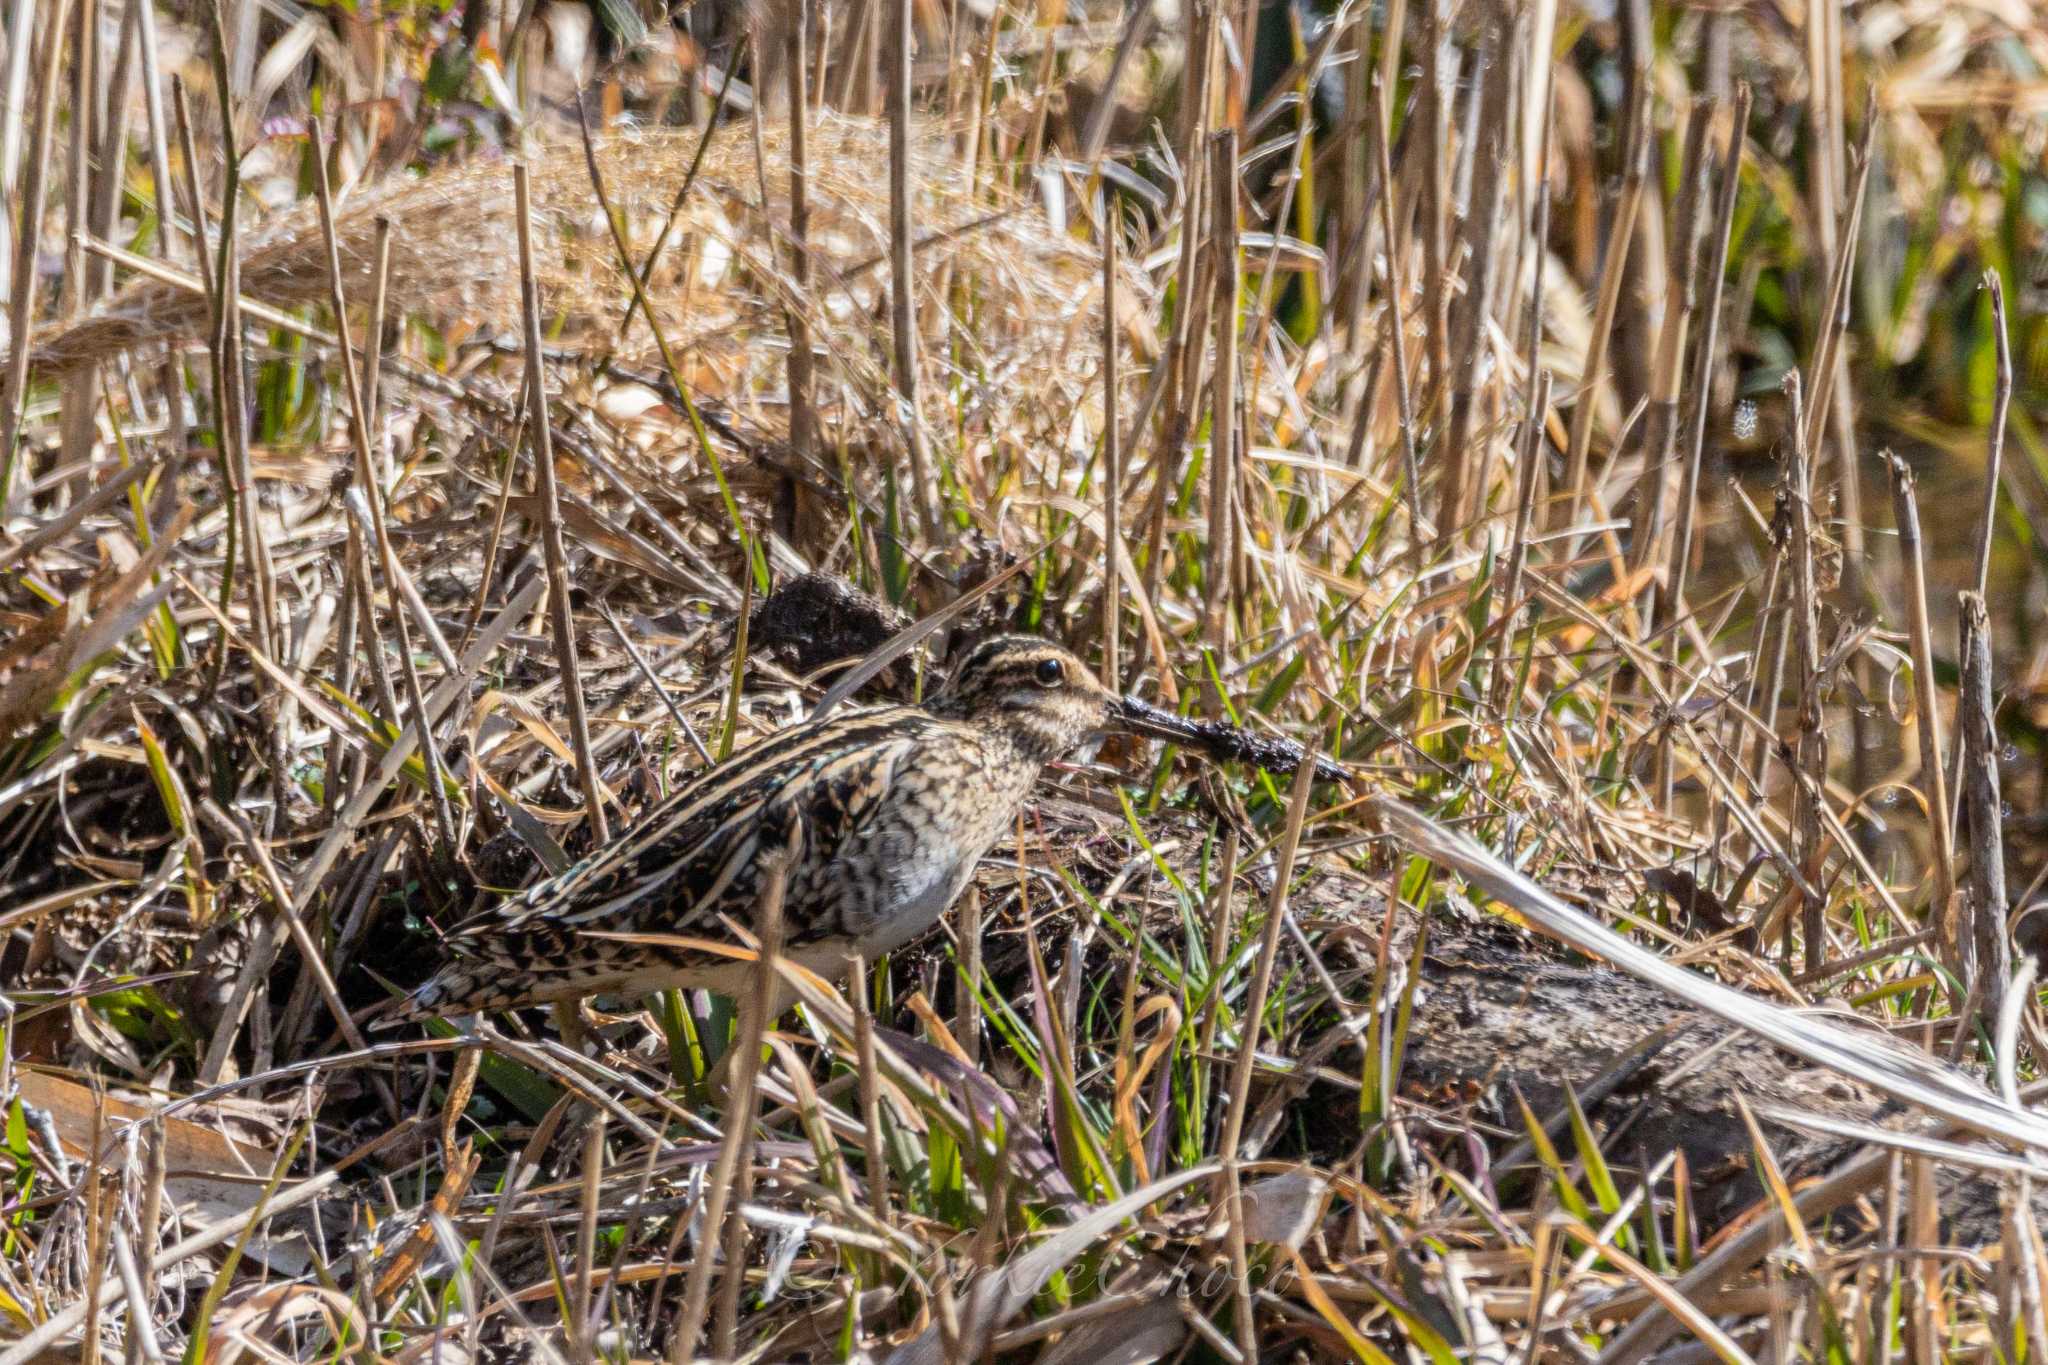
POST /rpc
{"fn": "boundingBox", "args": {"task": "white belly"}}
[865,847,977,955]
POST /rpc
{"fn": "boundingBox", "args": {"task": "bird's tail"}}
[375,956,629,1030]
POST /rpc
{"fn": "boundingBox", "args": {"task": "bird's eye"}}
[1035,657,1065,687]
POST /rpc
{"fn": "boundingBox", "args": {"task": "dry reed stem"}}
[86,0,135,306]
[1663,84,1750,657]
[955,884,983,1068]
[848,951,890,1222]
[57,0,91,339]
[1204,126,1239,669]
[1369,72,1426,562]
[1100,195,1122,693]
[515,159,609,845]
[1957,590,2010,1036]
[669,838,792,1358]
[1632,99,1712,619]
[312,118,457,855]
[1417,0,1450,409]
[1493,369,1551,712]
[888,0,937,538]
[0,0,74,507]
[1560,99,1649,547]
[1438,0,1512,540]
[1885,453,1958,979]
[1782,373,1828,976]
[1970,270,2012,601]
[786,6,816,469]
[1214,762,1313,1355]
[362,215,395,452]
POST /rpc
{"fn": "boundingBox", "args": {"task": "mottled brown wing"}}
[449,705,939,953]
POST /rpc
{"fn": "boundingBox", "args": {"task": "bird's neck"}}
[984,709,1080,768]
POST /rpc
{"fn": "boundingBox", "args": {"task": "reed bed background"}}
[4,0,2048,1357]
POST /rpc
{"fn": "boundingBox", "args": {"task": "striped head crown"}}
[927,636,1116,760]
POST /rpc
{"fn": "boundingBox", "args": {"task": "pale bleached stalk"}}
[887,0,936,534]
[0,0,75,507]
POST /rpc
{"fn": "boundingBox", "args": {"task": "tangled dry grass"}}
[5,0,2048,1359]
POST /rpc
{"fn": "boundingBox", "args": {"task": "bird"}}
[387,635,1200,1027]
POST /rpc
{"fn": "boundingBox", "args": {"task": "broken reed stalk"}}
[1783,373,1828,976]
[1970,271,2011,600]
[1508,63,1556,508]
[888,0,937,536]
[343,518,402,794]
[88,0,137,304]
[81,1096,106,1365]
[1204,126,1239,677]
[0,0,73,507]
[713,1075,763,1344]
[786,1,815,465]
[514,160,610,845]
[1942,272,2015,847]
[346,484,459,853]
[1957,591,2011,1039]
[310,119,457,854]
[1017,5,1062,177]
[1800,82,1871,614]
[1101,196,1122,693]
[1655,88,1749,812]
[1885,454,1958,982]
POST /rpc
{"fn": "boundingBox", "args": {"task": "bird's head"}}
[928,636,1119,760]
[929,634,1263,769]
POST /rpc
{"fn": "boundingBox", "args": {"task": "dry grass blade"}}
[1376,797,2048,1149]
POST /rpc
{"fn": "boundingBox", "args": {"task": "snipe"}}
[390,635,1205,1024]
